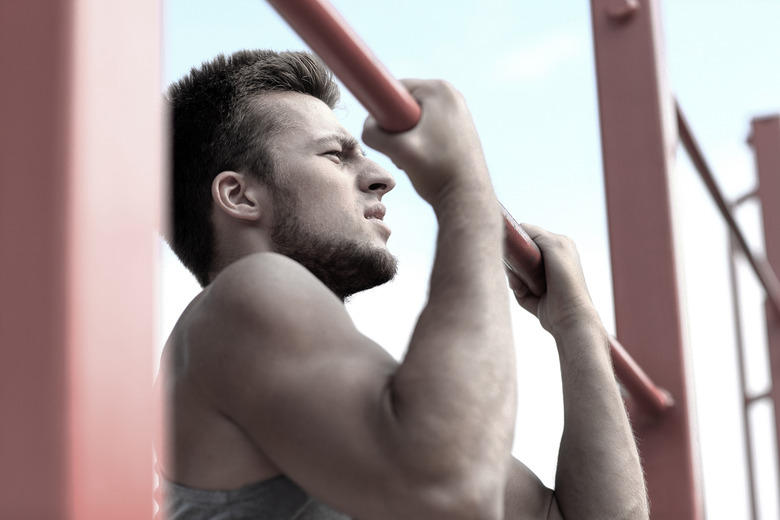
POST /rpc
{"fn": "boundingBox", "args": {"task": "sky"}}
[160,1,780,518]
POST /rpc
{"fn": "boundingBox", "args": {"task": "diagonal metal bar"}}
[676,102,780,316]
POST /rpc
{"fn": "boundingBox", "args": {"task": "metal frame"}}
[678,106,780,313]
[2,0,773,517]
[684,112,780,519]
[0,1,162,518]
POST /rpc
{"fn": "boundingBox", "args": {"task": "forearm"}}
[553,316,649,519]
[390,178,516,488]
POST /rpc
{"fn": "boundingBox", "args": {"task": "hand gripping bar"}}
[266,0,546,296]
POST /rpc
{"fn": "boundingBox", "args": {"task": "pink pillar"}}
[590,0,703,518]
[0,1,162,518]
[751,115,780,499]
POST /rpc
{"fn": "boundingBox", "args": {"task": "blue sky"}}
[161,1,780,517]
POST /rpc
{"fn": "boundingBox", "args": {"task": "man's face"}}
[264,92,398,300]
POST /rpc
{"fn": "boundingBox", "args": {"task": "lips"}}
[365,204,391,238]
[364,204,386,221]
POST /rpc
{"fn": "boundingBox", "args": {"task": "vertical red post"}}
[751,115,780,501]
[0,2,72,517]
[0,1,162,518]
[590,1,703,518]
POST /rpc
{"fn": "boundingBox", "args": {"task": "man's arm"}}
[507,224,649,519]
[363,78,518,512]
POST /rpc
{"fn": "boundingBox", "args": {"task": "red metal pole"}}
[590,0,703,518]
[0,1,162,518]
[0,3,71,516]
[729,232,760,520]
[750,115,780,503]
[610,337,675,420]
[266,0,419,132]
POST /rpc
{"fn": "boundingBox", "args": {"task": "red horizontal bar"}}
[676,102,780,316]
[266,0,546,296]
[266,0,419,132]
[609,337,675,418]
[501,204,546,296]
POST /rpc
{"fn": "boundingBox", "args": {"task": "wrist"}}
[430,176,500,220]
[552,310,610,358]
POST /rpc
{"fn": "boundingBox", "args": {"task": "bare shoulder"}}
[206,251,349,328]
[180,252,380,383]
[186,251,396,399]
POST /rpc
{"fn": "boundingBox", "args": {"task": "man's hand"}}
[506,223,600,339]
[362,79,491,206]
[506,224,650,519]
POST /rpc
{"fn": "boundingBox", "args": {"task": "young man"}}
[156,49,649,519]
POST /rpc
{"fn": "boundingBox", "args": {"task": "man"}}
[156,49,649,519]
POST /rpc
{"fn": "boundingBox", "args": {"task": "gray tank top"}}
[161,475,351,520]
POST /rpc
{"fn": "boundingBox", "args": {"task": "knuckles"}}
[539,233,577,255]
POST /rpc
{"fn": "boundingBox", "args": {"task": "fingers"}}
[361,78,458,149]
[517,223,553,244]
[361,115,392,153]
[361,78,485,205]
[506,224,598,332]
[505,268,540,317]
[519,224,581,270]
[397,78,429,95]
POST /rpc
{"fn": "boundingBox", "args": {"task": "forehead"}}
[264,91,353,150]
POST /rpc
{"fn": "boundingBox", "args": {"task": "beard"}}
[270,201,398,301]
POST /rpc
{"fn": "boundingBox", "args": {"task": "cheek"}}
[317,181,362,218]
[298,193,356,232]
[290,173,361,229]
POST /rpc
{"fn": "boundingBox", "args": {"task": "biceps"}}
[216,339,406,506]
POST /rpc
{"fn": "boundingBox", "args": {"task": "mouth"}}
[364,204,387,221]
[364,204,391,238]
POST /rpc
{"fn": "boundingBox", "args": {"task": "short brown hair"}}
[166,50,340,286]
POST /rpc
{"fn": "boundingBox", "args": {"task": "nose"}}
[359,161,396,197]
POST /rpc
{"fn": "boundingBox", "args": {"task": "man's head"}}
[167,50,397,297]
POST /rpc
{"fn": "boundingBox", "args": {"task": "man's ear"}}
[211,171,268,223]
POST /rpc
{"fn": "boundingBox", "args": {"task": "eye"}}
[324,150,343,161]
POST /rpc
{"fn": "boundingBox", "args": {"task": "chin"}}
[272,222,398,301]
[332,244,398,300]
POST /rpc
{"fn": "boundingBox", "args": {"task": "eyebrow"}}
[313,134,366,156]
